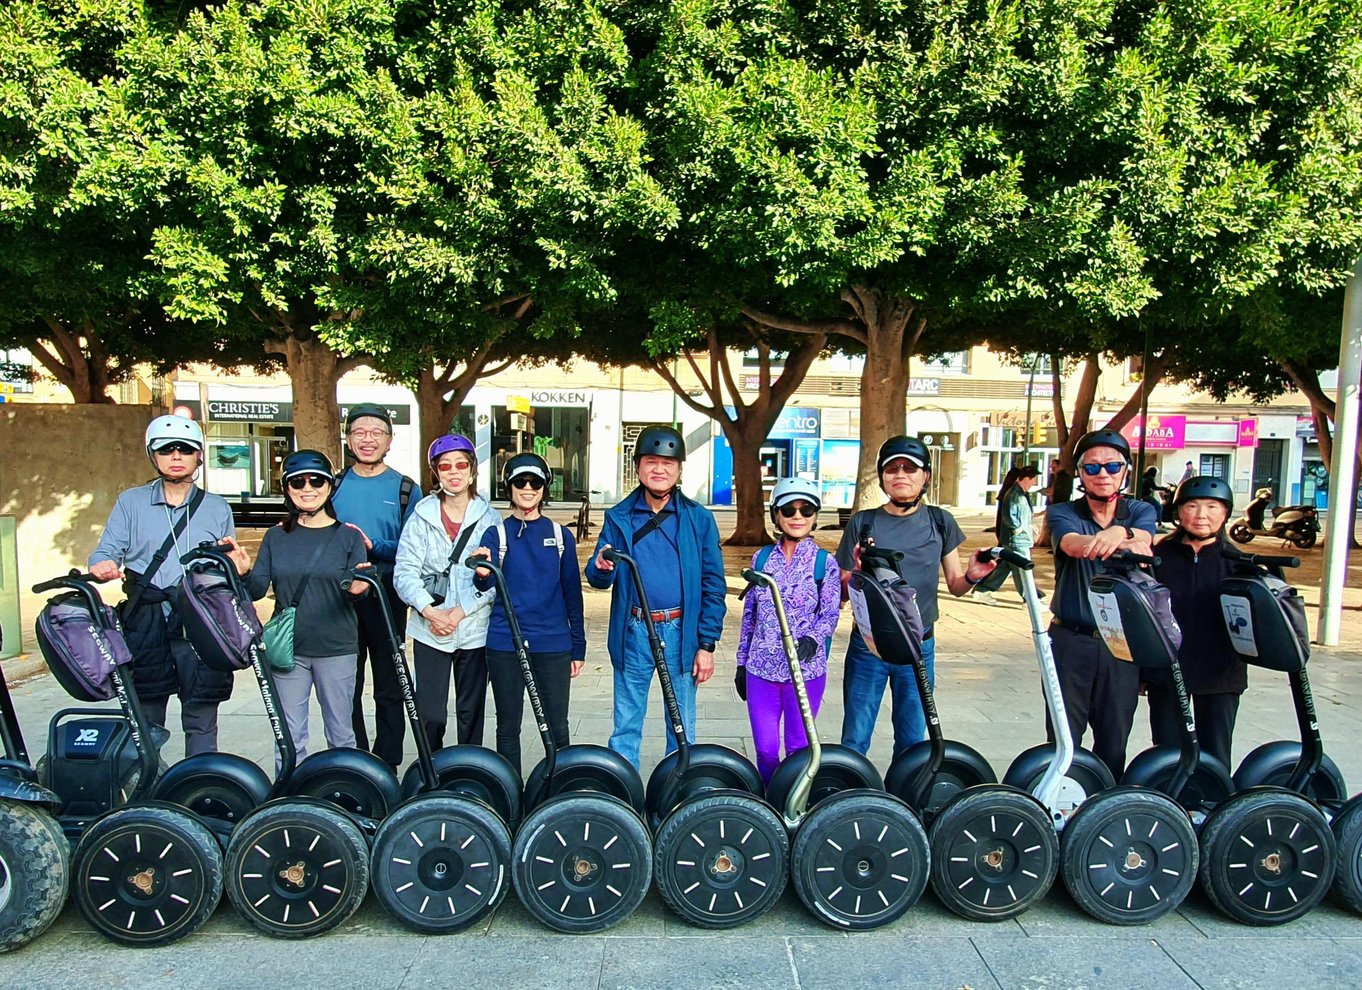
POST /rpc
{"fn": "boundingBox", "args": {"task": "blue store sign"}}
[770,407,821,438]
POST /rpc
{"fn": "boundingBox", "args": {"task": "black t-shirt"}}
[836,505,965,627]
[1149,536,1247,694]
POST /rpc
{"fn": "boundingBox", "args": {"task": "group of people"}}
[88,409,1254,789]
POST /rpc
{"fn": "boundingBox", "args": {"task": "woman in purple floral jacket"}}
[735,478,843,783]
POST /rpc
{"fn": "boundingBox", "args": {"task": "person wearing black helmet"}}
[1147,476,1244,767]
[586,424,726,769]
[1047,427,1157,777]
[89,413,247,756]
[836,435,998,758]
[331,402,419,772]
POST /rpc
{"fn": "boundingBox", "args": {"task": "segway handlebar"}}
[860,545,904,568]
[31,569,102,594]
[984,547,1034,570]
[1107,549,1161,568]
[1224,548,1300,569]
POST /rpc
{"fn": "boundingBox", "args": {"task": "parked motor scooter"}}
[1229,487,1320,550]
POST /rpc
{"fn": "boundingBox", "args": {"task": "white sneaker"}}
[970,588,998,605]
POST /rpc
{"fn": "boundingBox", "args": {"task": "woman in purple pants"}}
[735,478,843,784]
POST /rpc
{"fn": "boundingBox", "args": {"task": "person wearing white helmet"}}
[89,413,248,756]
[735,478,842,784]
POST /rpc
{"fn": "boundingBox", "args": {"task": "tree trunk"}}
[724,417,775,545]
[266,333,353,464]
[847,288,920,513]
[30,322,117,403]
[416,366,454,464]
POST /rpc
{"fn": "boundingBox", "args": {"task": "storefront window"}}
[491,404,589,501]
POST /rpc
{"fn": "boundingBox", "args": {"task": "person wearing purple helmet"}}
[394,433,497,748]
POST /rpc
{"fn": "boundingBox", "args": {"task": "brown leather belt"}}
[632,606,683,623]
[1050,617,1098,638]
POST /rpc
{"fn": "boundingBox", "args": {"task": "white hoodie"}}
[393,492,497,651]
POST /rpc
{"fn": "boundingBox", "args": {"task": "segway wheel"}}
[512,794,652,933]
[653,793,788,929]
[791,790,928,930]
[929,786,1058,921]
[224,803,369,939]
[1060,788,1197,925]
[73,805,223,946]
[1329,798,1362,914]
[1198,791,1336,926]
[0,800,69,952]
[370,795,512,934]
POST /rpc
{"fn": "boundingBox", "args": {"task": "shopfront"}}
[483,390,592,502]
[709,406,822,506]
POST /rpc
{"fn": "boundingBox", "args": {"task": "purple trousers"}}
[746,670,827,784]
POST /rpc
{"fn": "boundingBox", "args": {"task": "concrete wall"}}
[0,404,164,654]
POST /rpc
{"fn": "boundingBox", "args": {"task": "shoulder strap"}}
[494,518,508,565]
[288,523,343,608]
[813,548,829,617]
[331,467,351,498]
[927,505,950,556]
[631,510,665,545]
[552,521,565,561]
[447,515,479,572]
[755,544,774,571]
[398,475,416,517]
[124,486,206,613]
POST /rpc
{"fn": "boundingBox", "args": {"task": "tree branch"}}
[739,302,865,345]
[652,357,719,419]
[1103,350,1172,435]
[481,292,532,313]
[712,327,745,413]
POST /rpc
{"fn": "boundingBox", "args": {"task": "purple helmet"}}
[428,433,476,466]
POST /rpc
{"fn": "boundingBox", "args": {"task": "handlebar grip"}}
[741,568,758,584]
[602,547,621,564]
[862,546,904,564]
[1109,549,1161,567]
[996,548,1034,570]
[1242,553,1301,568]
[32,569,94,593]
[463,556,491,571]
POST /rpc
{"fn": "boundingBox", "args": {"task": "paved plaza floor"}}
[4,510,1362,987]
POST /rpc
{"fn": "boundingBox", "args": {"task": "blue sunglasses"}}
[1080,461,1126,476]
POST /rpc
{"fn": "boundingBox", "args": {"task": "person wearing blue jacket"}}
[586,425,726,769]
[472,453,586,777]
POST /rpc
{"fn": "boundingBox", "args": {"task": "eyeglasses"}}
[777,504,817,519]
[154,442,198,456]
[348,429,390,441]
[287,474,330,490]
[1080,461,1126,476]
[510,475,546,491]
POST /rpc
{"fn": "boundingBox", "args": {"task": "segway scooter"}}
[470,555,653,933]
[171,545,372,939]
[0,623,69,952]
[348,567,517,933]
[925,548,1087,921]
[1194,553,1337,925]
[1057,550,1201,924]
[32,571,223,947]
[746,564,930,930]
[602,548,786,929]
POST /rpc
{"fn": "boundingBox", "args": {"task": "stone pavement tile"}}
[973,934,1201,990]
[483,885,667,938]
[1175,890,1362,939]
[7,929,419,990]
[659,886,839,938]
[789,934,1002,990]
[1156,936,1362,990]
[1011,889,1205,939]
[402,935,606,990]
[852,893,1026,940]
[598,936,795,990]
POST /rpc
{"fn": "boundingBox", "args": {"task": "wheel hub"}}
[280,861,309,888]
[568,850,600,885]
[1124,849,1146,871]
[1261,850,1284,875]
[708,847,741,879]
[127,867,158,896]
[983,848,1006,871]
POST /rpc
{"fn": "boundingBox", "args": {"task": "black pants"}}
[486,648,572,779]
[1146,685,1241,771]
[413,641,488,749]
[350,572,408,768]
[1046,625,1141,779]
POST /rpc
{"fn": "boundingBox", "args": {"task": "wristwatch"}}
[700,641,717,653]
[1123,525,1135,540]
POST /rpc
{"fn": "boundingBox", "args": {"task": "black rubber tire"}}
[1229,524,1254,544]
[653,793,788,929]
[224,803,369,939]
[150,755,271,841]
[1329,797,1362,914]
[1120,747,1235,812]
[0,800,69,953]
[1198,790,1336,926]
[1002,744,1115,820]
[511,794,652,933]
[1291,530,1317,550]
[645,746,765,830]
[1060,787,1198,925]
[370,795,512,934]
[929,786,1058,921]
[1232,743,1348,803]
[284,751,401,824]
[73,804,223,946]
[791,789,928,930]
[883,740,996,821]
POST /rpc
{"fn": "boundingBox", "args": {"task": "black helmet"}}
[1073,428,1131,464]
[282,449,336,483]
[344,402,392,431]
[633,425,685,463]
[877,436,930,476]
[504,451,551,485]
[1172,475,1233,512]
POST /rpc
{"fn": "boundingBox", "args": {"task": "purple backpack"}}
[177,565,263,673]
[35,594,135,703]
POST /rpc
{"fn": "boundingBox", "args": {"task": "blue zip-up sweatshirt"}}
[585,487,727,670]
[475,515,586,659]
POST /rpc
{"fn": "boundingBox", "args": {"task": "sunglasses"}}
[777,504,817,519]
[287,474,330,490]
[154,442,199,456]
[1080,461,1126,476]
[510,475,546,491]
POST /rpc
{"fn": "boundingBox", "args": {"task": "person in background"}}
[971,463,1045,607]
[736,478,842,784]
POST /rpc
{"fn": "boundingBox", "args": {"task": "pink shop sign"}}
[1119,415,1186,450]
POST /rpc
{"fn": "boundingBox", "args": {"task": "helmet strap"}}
[888,492,925,510]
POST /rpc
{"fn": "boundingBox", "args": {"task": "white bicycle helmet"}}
[770,477,822,517]
[145,414,204,455]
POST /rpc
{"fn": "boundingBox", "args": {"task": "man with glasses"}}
[1047,428,1156,777]
[331,403,418,772]
[89,414,247,755]
[837,436,997,758]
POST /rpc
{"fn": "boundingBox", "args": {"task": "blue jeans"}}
[840,628,936,759]
[608,616,696,770]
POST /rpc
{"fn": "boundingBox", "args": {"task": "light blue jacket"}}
[394,493,496,650]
